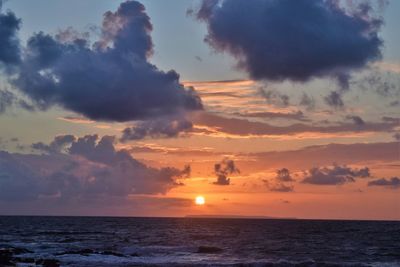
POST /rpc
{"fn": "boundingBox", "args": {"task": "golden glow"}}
[195,195,205,205]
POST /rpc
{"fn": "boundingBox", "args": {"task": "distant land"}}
[185,215,297,220]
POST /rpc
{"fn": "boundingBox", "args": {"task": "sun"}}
[195,195,205,205]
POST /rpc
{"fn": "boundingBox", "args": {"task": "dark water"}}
[0,216,399,266]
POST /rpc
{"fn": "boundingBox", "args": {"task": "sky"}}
[0,0,399,220]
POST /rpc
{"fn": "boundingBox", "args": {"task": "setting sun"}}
[195,196,205,205]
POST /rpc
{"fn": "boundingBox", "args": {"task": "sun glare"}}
[195,195,205,205]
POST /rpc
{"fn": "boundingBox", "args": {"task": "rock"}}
[130,252,140,257]
[0,249,15,266]
[197,246,223,253]
[14,257,35,263]
[36,258,60,267]
[10,247,32,254]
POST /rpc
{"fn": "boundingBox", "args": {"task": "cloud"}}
[213,158,239,185]
[259,88,290,107]
[192,0,383,88]
[346,115,365,126]
[0,90,14,113]
[250,142,399,170]
[0,2,21,69]
[264,181,294,192]
[368,177,400,189]
[0,134,190,204]
[299,93,316,111]
[302,164,370,185]
[5,1,202,122]
[276,168,294,182]
[32,134,76,154]
[192,112,397,138]
[120,116,193,142]
[236,110,307,121]
[263,168,294,192]
[374,61,400,74]
[324,91,344,108]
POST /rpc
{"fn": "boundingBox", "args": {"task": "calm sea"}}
[0,216,399,266]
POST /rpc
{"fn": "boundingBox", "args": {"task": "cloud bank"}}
[1,134,190,204]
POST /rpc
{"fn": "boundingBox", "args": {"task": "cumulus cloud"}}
[32,134,76,153]
[368,177,400,189]
[3,1,202,122]
[120,116,193,142]
[0,134,191,203]
[213,158,239,185]
[263,168,294,192]
[0,2,21,69]
[276,168,294,182]
[302,164,370,185]
[192,0,383,88]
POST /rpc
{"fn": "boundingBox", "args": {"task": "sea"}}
[0,216,399,266]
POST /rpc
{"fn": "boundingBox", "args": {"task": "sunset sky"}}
[0,0,399,220]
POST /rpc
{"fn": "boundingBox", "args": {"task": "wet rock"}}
[0,249,16,266]
[35,258,60,267]
[197,246,223,253]
[14,257,35,263]
[10,247,32,254]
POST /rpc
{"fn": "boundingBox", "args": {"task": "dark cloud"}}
[346,115,365,126]
[0,2,21,69]
[368,177,400,189]
[0,89,14,113]
[324,91,344,108]
[263,168,294,192]
[120,116,193,142]
[32,134,76,154]
[0,89,35,113]
[302,164,370,185]
[0,134,191,203]
[276,168,294,182]
[213,158,239,185]
[259,88,289,107]
[299,93,316,111]
[393,133,400,141]
[7,1,202,122]
[192,0,383,88]
[357,72,399,97]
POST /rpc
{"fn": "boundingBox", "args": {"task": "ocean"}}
[0,216,399,266]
